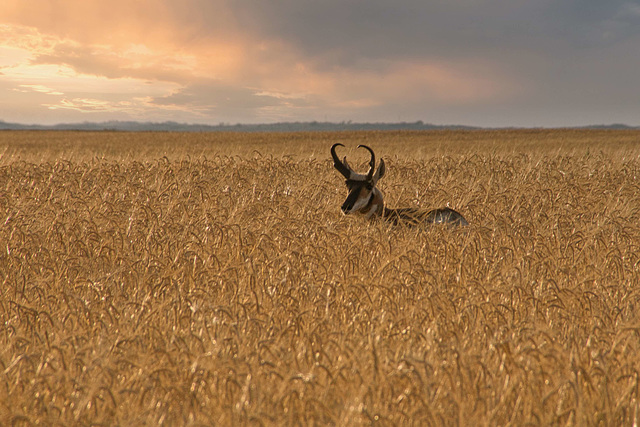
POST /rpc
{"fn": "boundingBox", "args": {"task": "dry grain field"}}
[2,129,640,425]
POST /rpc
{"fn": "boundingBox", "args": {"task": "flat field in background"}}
[1,129,640,425]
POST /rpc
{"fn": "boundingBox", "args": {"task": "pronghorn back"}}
[383,206,469,226]
[331,143,468,227]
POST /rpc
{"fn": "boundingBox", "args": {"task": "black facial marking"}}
[341,186,363,213]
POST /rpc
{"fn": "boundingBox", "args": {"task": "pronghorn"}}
[331,143,468,226]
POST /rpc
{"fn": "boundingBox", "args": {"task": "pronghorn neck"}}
[353,188,412,222]
[364,189,407,222]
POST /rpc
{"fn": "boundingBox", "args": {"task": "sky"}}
[1,0,640,127]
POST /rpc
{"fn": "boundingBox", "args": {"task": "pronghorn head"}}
[331,143,386,218]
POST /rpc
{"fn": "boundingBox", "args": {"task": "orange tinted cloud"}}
[1,1,207,46]
[0,0,570,126]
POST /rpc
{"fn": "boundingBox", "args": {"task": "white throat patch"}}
[363,203,379,219]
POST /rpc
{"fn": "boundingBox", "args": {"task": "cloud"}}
[229,1,640,56]
[3,17,516,124]
[46,98,128,112]
[17,84,63,95]
[147,80,314,123]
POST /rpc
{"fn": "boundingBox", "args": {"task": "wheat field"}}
[1,129,640,425]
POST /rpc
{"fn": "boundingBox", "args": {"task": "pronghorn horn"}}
[331,143,352,178]
[358,145,376,181]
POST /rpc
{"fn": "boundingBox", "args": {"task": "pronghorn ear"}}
[343,157,352,171]
[373,158,385,183]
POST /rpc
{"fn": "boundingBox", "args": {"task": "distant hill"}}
[0,120,637,132]
[582,123,639,130]
[0,120,476,132]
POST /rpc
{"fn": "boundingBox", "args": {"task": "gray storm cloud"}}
[160,0,640,125]
[1,0,640,126]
